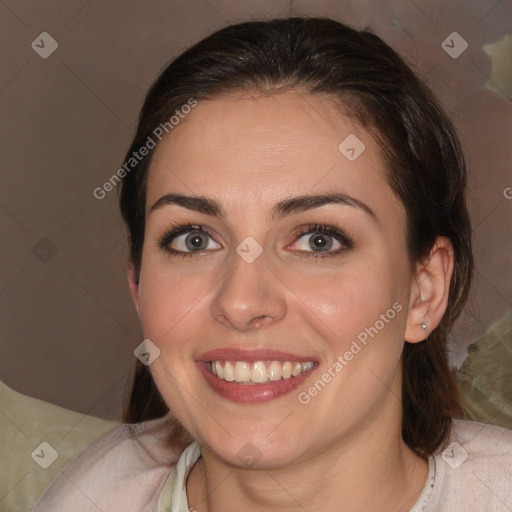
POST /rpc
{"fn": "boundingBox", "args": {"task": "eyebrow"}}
[150,192,376,221]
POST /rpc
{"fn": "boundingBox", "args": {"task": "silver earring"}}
[421,322,427,331]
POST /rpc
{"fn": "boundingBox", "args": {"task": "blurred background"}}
[1,1,511,509]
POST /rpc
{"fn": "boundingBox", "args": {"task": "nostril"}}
[251,316,270,328]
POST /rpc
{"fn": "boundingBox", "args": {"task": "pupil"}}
[311,234,332,251]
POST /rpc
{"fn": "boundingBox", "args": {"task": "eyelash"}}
[157,223,354,260]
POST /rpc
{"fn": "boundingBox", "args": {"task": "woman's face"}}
[133,90,416,467]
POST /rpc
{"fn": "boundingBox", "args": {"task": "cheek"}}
[291,264,395,333]
[288,256,409,381]
[295,270,407,405]
[137,264,208,349]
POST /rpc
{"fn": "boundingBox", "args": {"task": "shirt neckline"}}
[408,455,436,511]
[155,443,436,512]
[155,441,201,512]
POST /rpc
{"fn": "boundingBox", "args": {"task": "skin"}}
[128,90,454,512]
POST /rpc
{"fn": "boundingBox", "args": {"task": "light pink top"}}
[32,418,512,511]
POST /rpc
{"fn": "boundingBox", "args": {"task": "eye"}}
[289,224,353,258]
[158,224,221,256]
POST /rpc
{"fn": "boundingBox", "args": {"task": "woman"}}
[33,17,512,511]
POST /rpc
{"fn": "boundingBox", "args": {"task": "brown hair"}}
[119,17,473,457]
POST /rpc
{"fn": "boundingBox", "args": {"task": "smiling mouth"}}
[206,360,315,384]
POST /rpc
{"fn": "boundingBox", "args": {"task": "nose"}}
[210,249,287,332]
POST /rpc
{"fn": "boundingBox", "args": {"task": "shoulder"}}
[32,415,184,512]
[426,419,512,511]
[450,417,512,452]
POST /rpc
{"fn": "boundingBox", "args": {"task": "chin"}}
[198,425,313,469]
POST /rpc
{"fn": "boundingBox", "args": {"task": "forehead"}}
[146,90,401,220]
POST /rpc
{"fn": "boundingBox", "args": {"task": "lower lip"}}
[197,362,315,403]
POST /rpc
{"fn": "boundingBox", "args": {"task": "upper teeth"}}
[210,360,314,384]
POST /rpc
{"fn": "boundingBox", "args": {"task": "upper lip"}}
[196,347,318,363]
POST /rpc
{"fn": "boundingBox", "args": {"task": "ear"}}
[405,236,454,343]
[127,262,140,315]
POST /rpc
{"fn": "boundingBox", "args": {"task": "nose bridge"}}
[210,247,287,331]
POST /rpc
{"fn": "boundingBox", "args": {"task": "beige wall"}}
[1,0,511,422]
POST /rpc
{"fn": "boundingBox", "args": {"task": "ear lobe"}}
[405,237,455,343]
[127,263,140,315]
